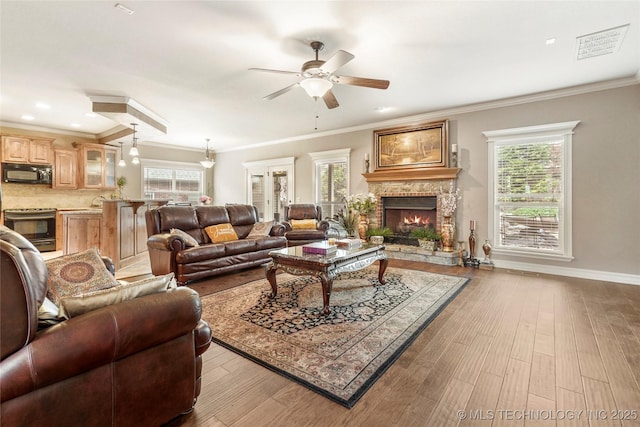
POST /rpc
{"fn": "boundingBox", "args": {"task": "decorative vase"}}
[357,214,369,240]
[441,215,455,252]
[482,240,492,263]
[370,235,384,245]
[457,241,466,267]
[469,229,477,259]
[418,239,436,251]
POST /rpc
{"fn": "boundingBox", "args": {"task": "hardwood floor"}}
[167,260,640,427]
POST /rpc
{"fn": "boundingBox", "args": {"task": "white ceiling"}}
[1,1,638,153]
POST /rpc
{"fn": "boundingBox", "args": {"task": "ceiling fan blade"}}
[263,83,300,100]
[320,50,355,74]
[249,67,300,76]
[332,75,390,90]
[322,89,339,109]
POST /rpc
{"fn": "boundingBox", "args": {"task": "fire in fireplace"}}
[381,196,437,236]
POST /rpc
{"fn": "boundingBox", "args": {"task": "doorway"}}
[244,157,294,221]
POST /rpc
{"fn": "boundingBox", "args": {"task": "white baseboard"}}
[493,260,640,286]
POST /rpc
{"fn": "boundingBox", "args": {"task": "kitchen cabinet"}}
[1,136,54,164]
[74,142,118,189]
[53,148,78,189]
[101,199,169,269]
[56,210,103,254]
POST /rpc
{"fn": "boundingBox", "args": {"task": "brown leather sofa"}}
[282,204,330,246]
[0,226,212,426]
[146,204,287,285]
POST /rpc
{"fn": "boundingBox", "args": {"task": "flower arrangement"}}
[440,182,461,217]
[345,193,377,215]
[199,195,212,204]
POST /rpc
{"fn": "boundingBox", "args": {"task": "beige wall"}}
[213,84,640,279]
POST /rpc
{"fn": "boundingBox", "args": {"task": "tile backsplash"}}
[1,183,112,210]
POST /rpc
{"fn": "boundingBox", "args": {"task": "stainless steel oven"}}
[3,208,57,252]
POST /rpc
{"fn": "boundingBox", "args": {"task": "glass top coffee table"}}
[266,243,388,315]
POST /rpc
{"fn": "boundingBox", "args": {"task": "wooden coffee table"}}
[266,243,388,315]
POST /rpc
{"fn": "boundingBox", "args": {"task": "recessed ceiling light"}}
[114,3,134,15]
[375,107,392,113]
[21,114,35,121]
[545,38,556,46]
[85,112,98,118]
[36,102,51,109]
[70,123,81,128]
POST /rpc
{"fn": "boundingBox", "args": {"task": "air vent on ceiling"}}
[576,24,629,60]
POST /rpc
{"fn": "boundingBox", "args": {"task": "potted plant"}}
[365,227,393,245]
[410,227,441,251]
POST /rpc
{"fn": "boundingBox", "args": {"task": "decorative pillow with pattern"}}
[205,223,239,243]
[291,219,317,230]
[170,228,200,247]
[246,220,274,239]
[46,248,119,306]
[58,273,177,319]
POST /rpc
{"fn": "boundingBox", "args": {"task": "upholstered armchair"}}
[0,226,212,426]
[282,204,330,246]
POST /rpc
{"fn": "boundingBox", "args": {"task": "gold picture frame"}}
[373,120,449,171]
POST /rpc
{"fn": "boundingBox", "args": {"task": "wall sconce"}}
[451,143,458,167]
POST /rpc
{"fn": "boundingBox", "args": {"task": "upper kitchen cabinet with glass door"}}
[73,142,118,189]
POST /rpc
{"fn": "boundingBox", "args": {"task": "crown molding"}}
[217,75,640,152]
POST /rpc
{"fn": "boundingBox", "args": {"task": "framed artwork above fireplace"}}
[373,120,449,172]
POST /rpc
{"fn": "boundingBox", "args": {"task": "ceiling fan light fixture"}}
[300,78,332,98]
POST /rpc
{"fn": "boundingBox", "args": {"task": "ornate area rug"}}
[200,266,469,408]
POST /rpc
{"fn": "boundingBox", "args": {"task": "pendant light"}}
[118,141,126,167]
[200,138,215,168]
[128,123,139,157]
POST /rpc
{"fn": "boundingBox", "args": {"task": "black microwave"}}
[2,163,53,184]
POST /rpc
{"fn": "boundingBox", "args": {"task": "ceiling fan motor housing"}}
[302,60,326,77]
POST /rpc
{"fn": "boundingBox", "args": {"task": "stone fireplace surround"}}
[363,168,461,234]
[363,167,461,265]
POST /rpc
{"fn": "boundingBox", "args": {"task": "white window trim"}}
[483,121,579,262]
[139,158,206,200]
[308,149,351,205]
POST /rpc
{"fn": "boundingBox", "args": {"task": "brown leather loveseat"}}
[0,226,212,426]
[146,204,287,285]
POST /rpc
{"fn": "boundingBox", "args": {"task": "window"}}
[484,121,579,261]
[309,149,350,219]
[141,159,206,204]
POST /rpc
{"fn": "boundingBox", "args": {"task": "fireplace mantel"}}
[363,167,461,183]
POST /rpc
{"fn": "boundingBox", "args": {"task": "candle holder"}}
[364,159,370,173]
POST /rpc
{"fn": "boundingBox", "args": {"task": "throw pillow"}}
[58,273,177,319]
[246,220,274,238]
[291,219,317,230]
[38,297,62,329]
[46,248,119,306]
[205,223,238,243]
[170,228,200,247]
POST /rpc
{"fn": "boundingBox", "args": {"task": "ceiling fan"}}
[249,41,390,109]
